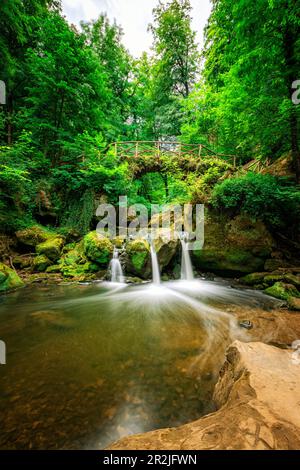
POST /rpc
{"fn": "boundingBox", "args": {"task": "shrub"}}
[211,173,300,231]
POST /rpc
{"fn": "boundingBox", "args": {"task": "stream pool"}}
[0,279,279,449]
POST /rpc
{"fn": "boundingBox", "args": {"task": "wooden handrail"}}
[105,141,241,168]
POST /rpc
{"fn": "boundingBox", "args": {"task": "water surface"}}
[0,279,278,449]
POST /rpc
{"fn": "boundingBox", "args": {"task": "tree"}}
[81,15,134,140]
[185,0,300,177]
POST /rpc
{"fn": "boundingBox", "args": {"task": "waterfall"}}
[150,242,161,284]
[180,238,194,281]
[109,248,124,283]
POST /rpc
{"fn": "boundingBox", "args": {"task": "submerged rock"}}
[108,341,300,450]
[0,263,24,293]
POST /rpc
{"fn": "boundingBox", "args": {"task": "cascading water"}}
[180,235,194,281]
[150,242,161,284]
[109,248,124,283]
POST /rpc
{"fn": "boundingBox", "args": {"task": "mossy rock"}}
[83,232,113,266]
[192,213,274,275]
[284,273,300,288]
[15,226,53,247]
[264,282,300,301]
[58,243,101,278]
[36,237,65,261]
[46,265,61,274]
[33,255,53,273]
[240,272,269,285]
[193,248,266,275]
[0,263,24,293]
[12,255,33,269]
[126,239,151,278]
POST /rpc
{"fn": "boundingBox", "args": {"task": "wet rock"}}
[0,263,24,293]
[108,341,300,450]
[125,239,151,279]
[239,320,253,330]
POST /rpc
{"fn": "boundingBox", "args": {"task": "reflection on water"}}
[0,279,280,449]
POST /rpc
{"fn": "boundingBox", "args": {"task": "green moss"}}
[16,226,54,247]
[131,251,148,271]
[240,272,268,285]
[0,263,24,293]
[125,239,150,277]
[83,231,113,265]
[12,255,33,269]
[193,248,265,275]
[36,237,65,261]
[57,242,101,278]
[264,282,300,301]
[33,255,52,272]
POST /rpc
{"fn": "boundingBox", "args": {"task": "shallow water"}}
[0,279,280,449]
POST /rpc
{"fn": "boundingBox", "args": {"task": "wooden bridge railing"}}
[108,141,239,168]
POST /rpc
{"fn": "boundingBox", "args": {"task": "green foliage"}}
[211,173,300,230]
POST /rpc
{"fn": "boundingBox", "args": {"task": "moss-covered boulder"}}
[33,255,52,272]
[240,272,269,286]
[36,237,65,261]
[192,213,275,275]
[58,243,102,280]
[125,239,151,279]
[83,232,113,266]
[12,255,33,269]
[15,226,53,248]
[264,282,300,301]
[0,263,24,293]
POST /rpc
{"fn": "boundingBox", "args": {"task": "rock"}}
[239,320,253,330]
[153,230,179,271]
[264,282,299,301]
[240,272,269,286]
[125,276,144,284]
[36,237,65,262]
[108,341,300,450]
[264,259,292,272]
[193,214,275,275]
[288,297,300,311]
[15,226,53,248]
[33,255,52,273]
[83,232,113,266]
[125,239,151,279]
[0,263,24,293]
[12,255,33,269]
[58,243,100,279]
